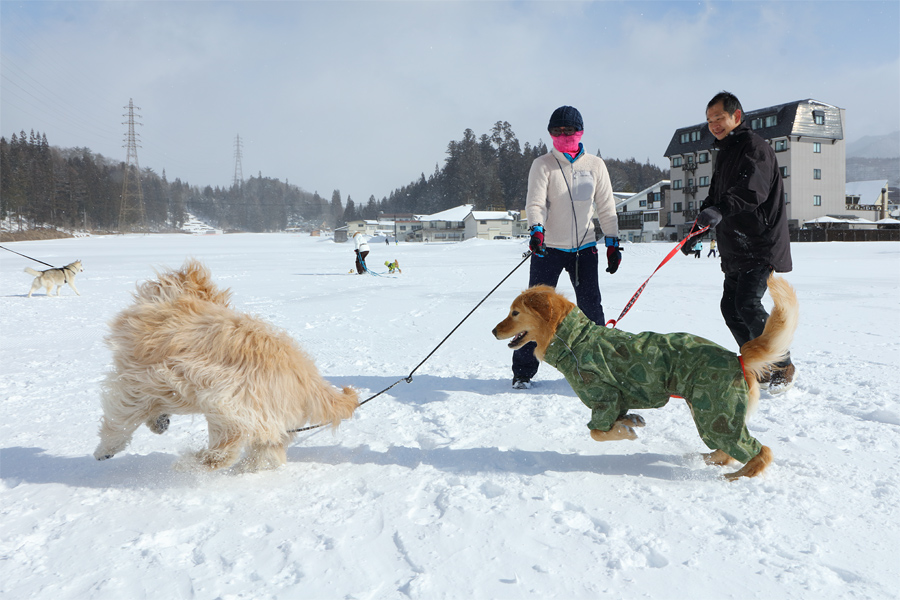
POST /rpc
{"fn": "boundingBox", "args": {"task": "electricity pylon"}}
[118,98,146,231]
[233,134,244,189]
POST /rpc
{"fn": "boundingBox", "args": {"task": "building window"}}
[765,115,778,127]
[813,142,821,153]
[643,212,659,222]
[751,118,763,130]
[813,169,822,180]
[639,200,647,207]
[680,133,690,143]
[687,178,694,187]
[673,202,683,212]
[673,156,683,167]
[780,166,789,178]
[775,139,787,152]
[672,180,683,190]
[688,201,695,210]
[698,152,709,163]
[690,130,701,142]
[699,176,710,186]
[813,110,825,125]
[784,192,789,204]
[814,195,822,206]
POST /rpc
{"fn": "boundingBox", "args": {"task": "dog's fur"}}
[24,260,83,297]
[93,259,359,472]
[493,275,798,480]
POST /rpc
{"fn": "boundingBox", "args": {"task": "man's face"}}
[706,102,742,140]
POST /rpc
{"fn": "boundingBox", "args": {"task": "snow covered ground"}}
[1,233,898,600]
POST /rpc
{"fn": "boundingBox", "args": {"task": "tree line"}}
[1,124,667,233]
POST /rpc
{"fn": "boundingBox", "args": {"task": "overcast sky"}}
[2,1,898,205]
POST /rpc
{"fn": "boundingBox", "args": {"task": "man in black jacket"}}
[684,91,795,393]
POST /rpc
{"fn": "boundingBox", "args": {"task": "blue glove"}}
[605,236,621,274]
[696,207,723,229]
[529,224,546,256]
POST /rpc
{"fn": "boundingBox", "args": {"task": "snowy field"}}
[1,233,898,600]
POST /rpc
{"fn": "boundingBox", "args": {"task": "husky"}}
[24,260,84,297]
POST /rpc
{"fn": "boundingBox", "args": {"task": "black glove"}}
[696,206,723,229]
[680,233,702,256]
[605,236,621,274]
[529,224,546,256]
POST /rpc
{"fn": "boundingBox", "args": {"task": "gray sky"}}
[2,1,898,205]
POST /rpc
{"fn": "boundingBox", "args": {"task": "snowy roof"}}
[468,211,515,221]
[616,180,671,209]
[845,180,889,202]
[418,204,474,222]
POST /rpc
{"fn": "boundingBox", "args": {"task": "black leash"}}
[289,250,534,434]
[0,245,58,268]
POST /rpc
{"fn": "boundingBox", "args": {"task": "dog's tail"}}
[739,274,799,384]
[317,385,360,429]
[24,267,41,277]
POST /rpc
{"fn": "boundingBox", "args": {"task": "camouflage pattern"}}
[542,308,762,463]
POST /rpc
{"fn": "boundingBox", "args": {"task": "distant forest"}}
[1,123,668,233]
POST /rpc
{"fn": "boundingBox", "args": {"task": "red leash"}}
[605,224,709,328]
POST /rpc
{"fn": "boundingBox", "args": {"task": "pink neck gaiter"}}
[551,131,584,155]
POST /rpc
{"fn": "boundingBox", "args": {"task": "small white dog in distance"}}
[93,259,359,472]
[25,260,84,297]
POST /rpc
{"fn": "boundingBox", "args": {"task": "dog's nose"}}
[491,327,498,338]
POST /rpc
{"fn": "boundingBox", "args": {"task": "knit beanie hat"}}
[548,106,583,132]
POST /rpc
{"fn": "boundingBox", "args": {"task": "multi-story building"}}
[664,99,846,235]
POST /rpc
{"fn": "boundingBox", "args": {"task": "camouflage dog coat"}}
[542,308,761,463]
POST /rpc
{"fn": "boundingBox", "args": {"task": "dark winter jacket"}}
[701,122,792,274]
[543,308,762,463]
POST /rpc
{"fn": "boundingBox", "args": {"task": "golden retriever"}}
[493,275,798,480]
[93,259,358,472]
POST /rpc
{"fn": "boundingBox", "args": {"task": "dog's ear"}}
[521,287,554,321]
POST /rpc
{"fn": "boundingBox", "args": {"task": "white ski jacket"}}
[525,148,618,250]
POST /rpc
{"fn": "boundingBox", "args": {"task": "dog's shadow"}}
[1,443,700,490]
[0,446,196,490]
[289,443,698,480]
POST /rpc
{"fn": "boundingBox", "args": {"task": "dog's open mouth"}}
[508,331,528,348]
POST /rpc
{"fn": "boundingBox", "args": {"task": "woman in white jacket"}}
[353,232,370,274]
[512,105,622,389]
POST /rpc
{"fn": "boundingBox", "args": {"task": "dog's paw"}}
[702,449,737,466]
[620,414,646,428]
[591,422,638,442]
[93,449,113,461]
[147,414,170,434]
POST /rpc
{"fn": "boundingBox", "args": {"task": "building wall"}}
[782,108,846,225]
[464,217,513,240]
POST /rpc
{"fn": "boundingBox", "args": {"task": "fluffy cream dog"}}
[93,259,358,472]
[25,260,83,297]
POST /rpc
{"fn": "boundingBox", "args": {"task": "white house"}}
[417,204,473,242]
[464,210,516,240]
[615,180,671,242]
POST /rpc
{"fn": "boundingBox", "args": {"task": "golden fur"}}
[93,259,358,472]
[493,275,798,480]
[25,260,83,297]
